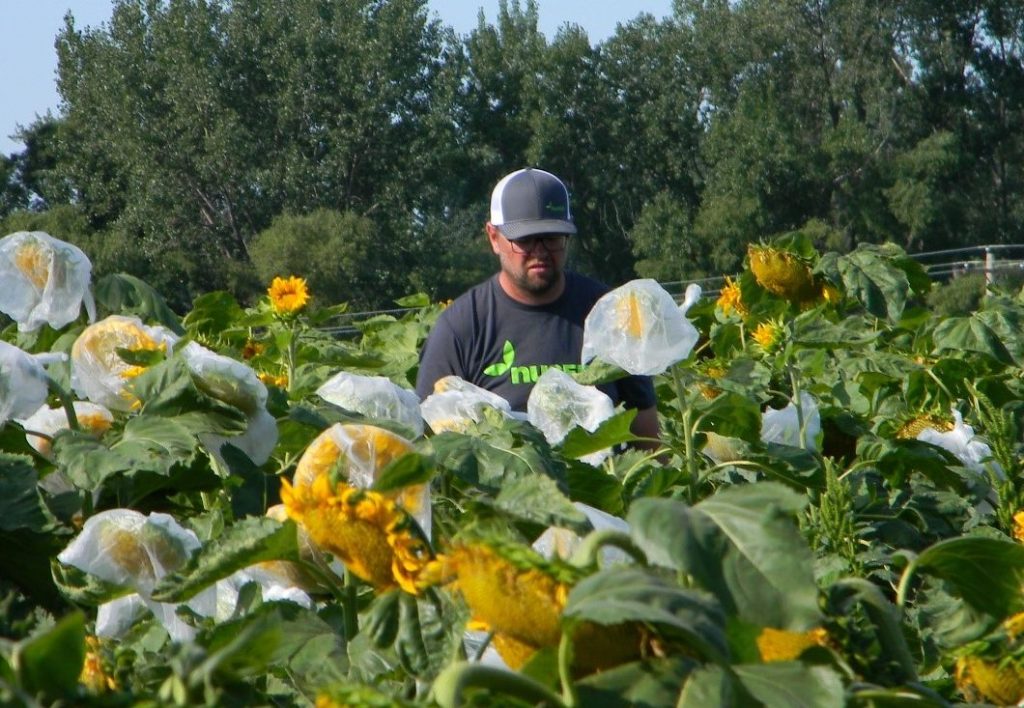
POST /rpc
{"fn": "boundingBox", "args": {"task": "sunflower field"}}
[4,227,1024,707]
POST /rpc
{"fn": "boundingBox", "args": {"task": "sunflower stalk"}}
[568,530,647,569]
[670,364,699,503]
[558,629,578,707]
[431,661,566,708]
[46,374,80,431]
[343,568,359,640]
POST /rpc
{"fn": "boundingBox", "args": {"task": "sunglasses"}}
[505,234,569,254]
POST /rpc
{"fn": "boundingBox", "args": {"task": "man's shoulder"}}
[436,276,498,326]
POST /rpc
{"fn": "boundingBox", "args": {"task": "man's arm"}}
[630,405,662,452]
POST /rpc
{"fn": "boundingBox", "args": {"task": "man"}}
[415,167,660,445]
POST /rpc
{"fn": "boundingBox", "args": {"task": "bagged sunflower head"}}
[761,391,821,452]
[21,401,114,459]
[580,279,700,376]
[0,230,96,332]
[0,341,50,426]
[70,315,179,410]
[317,371,424,438]
[421,376,514,433]
[527,368,614,466]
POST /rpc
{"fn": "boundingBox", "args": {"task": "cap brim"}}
[497,219,577,239]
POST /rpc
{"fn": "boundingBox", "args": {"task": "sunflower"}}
[259,371,289,389]
[617,289,647,338]
[280,476,430,594]
[894,413,954,440]
[716,277,747,317]
[426,541,578,651]
[751,320,785,352]
[14,238,50,290]
[1013,512,1024,544]
[268,276,310,314]
[955,655,1024,706]
[756,627,829,662]
[748,245,819,305]
[22,402,114,459]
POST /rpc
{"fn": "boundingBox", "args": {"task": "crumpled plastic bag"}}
[918,407,1004,479]
[20,401,113,459]
[182,341,279,466]
[291,423,431,538]
[59,508,217,643]
[0,230,96,332]
[581,280,701,376]
[532,502,632,566]
[70,315,180,410]
[0,340,50,426]
[761,391,821,452]
[527,368,615,466]
[421,376,515,434]
[317,371,424,437]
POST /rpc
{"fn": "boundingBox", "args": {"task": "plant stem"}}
[558,631,577,707]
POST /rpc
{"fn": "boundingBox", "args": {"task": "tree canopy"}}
[2,0,1022,310]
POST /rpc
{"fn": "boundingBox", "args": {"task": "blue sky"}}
[0,0,674,156]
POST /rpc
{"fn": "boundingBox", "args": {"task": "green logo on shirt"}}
[483,340,586,383]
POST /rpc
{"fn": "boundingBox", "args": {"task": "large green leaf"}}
[0,454,53,532]
[560,408,637,460]
[151,517,299,602]
[133,356,249,433]
[733,662,845,708]
[564,567,729,663]
[182,291,247,341]
[15,611,85,698]
[492,474,589,533]
[931,314,1017,367]
[628,487,821,629]
[817,245,912,322]
[575,656,699,707]
[695,391,762,442]
[903,536,1024,618]
[93,273,184,334]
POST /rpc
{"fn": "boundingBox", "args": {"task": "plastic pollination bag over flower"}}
[181,341,279,466]
[761,391,821,452]
[0,340,50,426]
[317,371,424,438]
[420,375,516,434]
[21,401,114,459]
[527,367,615,466]
[0,230,96,333]
[917,407,1004,479]
[57,509,215,643]
[71,315,180,411]
[581,280,701,376]
[290,423,431,538]
[532,502,632,566]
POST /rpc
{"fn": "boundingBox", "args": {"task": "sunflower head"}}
[428,539,580,649]
[747,245,819,304]
[716,277,747,317]
[268,276,310,315]
[79,636,117,694]
[956,654,1024,706]
[894,413,954,440]
[281,476,431,594]
[14,237,51,290]
[1013,512,1024,544]
[259,371,288,389]
[751,319,785,353]
[616,289,647,338]
[756,627,829,662]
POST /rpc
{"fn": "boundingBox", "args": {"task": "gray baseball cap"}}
[489,168,577,239]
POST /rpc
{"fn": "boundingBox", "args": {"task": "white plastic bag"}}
[527,368,615,466]
[421,376,514,434]
[317,371,424,437]
[0,340,49,426]
[918,408,1004,479]
[581,280,701,376]
[21,401,113,459]
[0,230,96,332]
[760,391,821,452]
[532,502,632,566]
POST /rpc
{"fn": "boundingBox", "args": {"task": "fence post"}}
[985,248,995,287]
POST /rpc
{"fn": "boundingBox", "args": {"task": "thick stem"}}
[558,630,577,707]
[432,662,566,708]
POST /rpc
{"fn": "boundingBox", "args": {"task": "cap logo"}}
[544,201,566,214]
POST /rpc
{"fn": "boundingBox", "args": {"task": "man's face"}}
[487,225,569,301]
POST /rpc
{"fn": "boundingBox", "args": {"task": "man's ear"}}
[485,223,502,254]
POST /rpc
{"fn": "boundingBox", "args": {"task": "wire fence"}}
[320,243,1024,336]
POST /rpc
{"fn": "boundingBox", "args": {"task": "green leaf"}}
[576,656,699,707]
[183,291,247,339]
[373,452,435,493]
[151,517,299,602]
[564,567,729,663]
[115,345,166,368]
[695,392,762,442]
[94,273,184,334]
[16,611,86,698]
[0,454,53,532]
[395,293,430,308]
[677,664,739,707]
[560,408,637,459]
[817,245,912,322]
[931,314,1017,367]
[493,474,589,533]
[51,559,132,606]
[733,662,845,708]
[904,536,1024,618]
[628,486,822,629]
[574,357,630,386]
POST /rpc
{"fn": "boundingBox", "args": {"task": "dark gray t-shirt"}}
[415,272,656,412]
